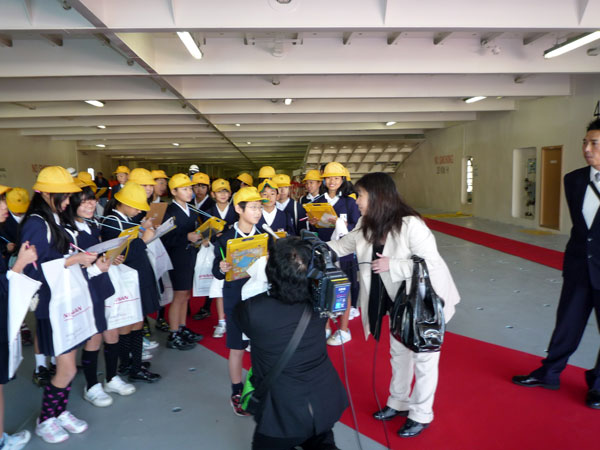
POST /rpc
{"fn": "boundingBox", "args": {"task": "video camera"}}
[300,230,351,318]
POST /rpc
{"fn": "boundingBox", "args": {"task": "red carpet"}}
[424,218,564,271]
[186,298,598,450]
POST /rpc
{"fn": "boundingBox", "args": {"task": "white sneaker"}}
[143,337,159,350]
[327,329,352,346]
[104,375,136,396]
[3,430,31,450]
[349,307,360,320]
[325,328,332,339]
[35,417,69,444]
[56,411,88,434]
[213,323,226,338]
[142,350,153,361]
[83,383,113,407]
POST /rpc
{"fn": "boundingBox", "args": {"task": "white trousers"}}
[386,333,441,424]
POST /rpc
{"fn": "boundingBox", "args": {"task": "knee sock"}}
[81,350,99,390]
[130,329,143,373]
[118,333,132,370]
[203,298,213,311]
[231,382,244,396]
[40,383,71,422]
[104,343,119,382]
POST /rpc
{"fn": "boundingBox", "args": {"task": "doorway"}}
[539,146,562,230]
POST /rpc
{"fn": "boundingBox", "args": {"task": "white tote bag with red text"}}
[105,264,143,330]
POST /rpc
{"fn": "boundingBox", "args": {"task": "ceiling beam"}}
[433,32,452,45]
[0,34,13,47]
[40,33,63,47]
[387,32,402,45]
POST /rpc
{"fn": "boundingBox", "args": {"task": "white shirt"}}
[276,198,290,211]
[173,200,190,217]
[10,211,22,224]
[75,220,91,235]
[216,203,230,220]
[324,192,340,207]
[195,196,209,210]
[262,207,277,226]
[583,167,600,229]
[233,222,257,238]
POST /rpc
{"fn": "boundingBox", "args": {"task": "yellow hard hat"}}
[258,166,276,179]
[321,162,347,178]
[272,174,291,187]
[233,187,266,205]
[75,172,98,193]
[258,179,279,193]
[191,172,210,186]
[343,167,352,182]
[212,178,231,193]
[237,173,254,187]
[151,169,169,180]
[168,173,195,190]
[129,168,156,186]
[114,181,150,211]
[6,188,30,213]
[33,166,82,193]
[0,185,10,196]
[113,165,130,175]
[302,170,321,182]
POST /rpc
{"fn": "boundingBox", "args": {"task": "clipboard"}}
[225,233,269,282]
[146,216,177,244]
[303,203,338,228]
[145,202,167,226]
[195,216,226,240]
[106,226,140,261]
[85,236,130,255]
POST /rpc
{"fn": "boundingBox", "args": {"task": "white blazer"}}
[327,216,460,340]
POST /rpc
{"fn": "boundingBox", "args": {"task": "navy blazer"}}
[563,166,600,289]
[0,214,19,245]
[211,226,251,307]
[280,200,305,235]
[207,203,238,229]
[190,196,215,215]
[257,209,295,236]
[313,195,361,242]
[160,203,199,269]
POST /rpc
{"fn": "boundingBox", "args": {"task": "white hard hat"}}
[66,167,77,177]
[189,164,200,174]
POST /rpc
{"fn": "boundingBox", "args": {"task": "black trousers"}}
[531,271,600,389]
[252,429,338,450]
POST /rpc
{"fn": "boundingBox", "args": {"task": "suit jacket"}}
[327,216,460,339]
[563,166,600,289]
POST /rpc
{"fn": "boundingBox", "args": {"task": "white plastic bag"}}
[241,256,269,301]
[43,259,98,356]
[146,239,174,281]
[159,273,174,306]
[209,278,223,298]
[193,244,215,297]
[105,264,143,330]
[332,217,349,241]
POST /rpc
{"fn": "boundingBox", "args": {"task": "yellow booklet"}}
[275,231,287,239]
[195,216,227,240]
[303,203,338,228]
[106,226,140,261]
[225,233,269,282]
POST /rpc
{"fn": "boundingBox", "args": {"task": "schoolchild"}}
[256,166,275,185]
[307,162,361,346]
[299,170,323,205]
[101,182,161,384]
[212,186,266,416]
[151,170,169,203]
[257,180,295,236]
[160,174,203,350]
[19,167,98,443]
[273,173,304,234]
[0,185,38,449]
[64,177,136,408]
[190,172,215,213]
[127,169,156,225]
[236,173,253,189]
[110,166,129,198]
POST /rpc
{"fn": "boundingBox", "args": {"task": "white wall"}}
[394,75,600,234]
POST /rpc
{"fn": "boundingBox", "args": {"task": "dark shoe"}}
[586,390,600,409]
[32,366,51,387]
[155,317,170,332]
[585,369,596,389]
[49,363,57,376]
[397,419,429,438]
[166,333,196,350]
[373,406,408,421]
[180,327,203,343]
[193,308,211,320]
[128,367,161,383]
[230,394,251,417]
[512,375,559,390]
[118,361,150,375]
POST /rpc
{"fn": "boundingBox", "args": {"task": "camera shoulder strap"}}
[253,303,312,400]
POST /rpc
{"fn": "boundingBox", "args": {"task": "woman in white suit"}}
[327,172,460,438]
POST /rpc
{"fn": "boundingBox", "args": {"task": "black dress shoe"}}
[512,375,559,390]
[586,390,600,409]
[128,367,161,383]
[397,419,429,438]
[373,406,409,421]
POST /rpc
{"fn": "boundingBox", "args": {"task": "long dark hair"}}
[19,192,71,254]
[266,237,312,304]
[62,187,96,230]
[321,177,354,197]
[354,172,420,245]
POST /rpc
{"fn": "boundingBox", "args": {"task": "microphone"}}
[261,224,280,240]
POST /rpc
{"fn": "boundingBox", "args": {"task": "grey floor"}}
[5,214,598,450]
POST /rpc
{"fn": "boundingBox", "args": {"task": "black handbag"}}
[390,256,445,353]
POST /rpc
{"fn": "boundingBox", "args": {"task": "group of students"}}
[0,160,364,446]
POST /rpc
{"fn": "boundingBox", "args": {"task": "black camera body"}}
[301,230,350,317]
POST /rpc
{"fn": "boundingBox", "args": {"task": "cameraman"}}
[235,237,348,450]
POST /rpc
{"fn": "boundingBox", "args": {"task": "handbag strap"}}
[253,303,312,399]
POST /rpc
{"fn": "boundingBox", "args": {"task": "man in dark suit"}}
[513,118,600,410]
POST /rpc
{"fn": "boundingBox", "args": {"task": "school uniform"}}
[257,207,295,236]
[0,212,20,245]
[207,202,238,229]
[161,202,199,291]
[277,198,304,235]
[190,195,215,214]
[111,183,125,198]
[100,211,160,316]
[0,253,12,383]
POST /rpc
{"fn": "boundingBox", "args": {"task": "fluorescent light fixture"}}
[385,121,397,126]
[284,98,293,105]
[85,100,104,107]
[96,125,106,129]
[246,141,252,145]
[172,142,180,147]
[464,96,487,104]
[544,31,600,59]
[177,32,203,59]
[235,123,241,127]
[95,144,106,148]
